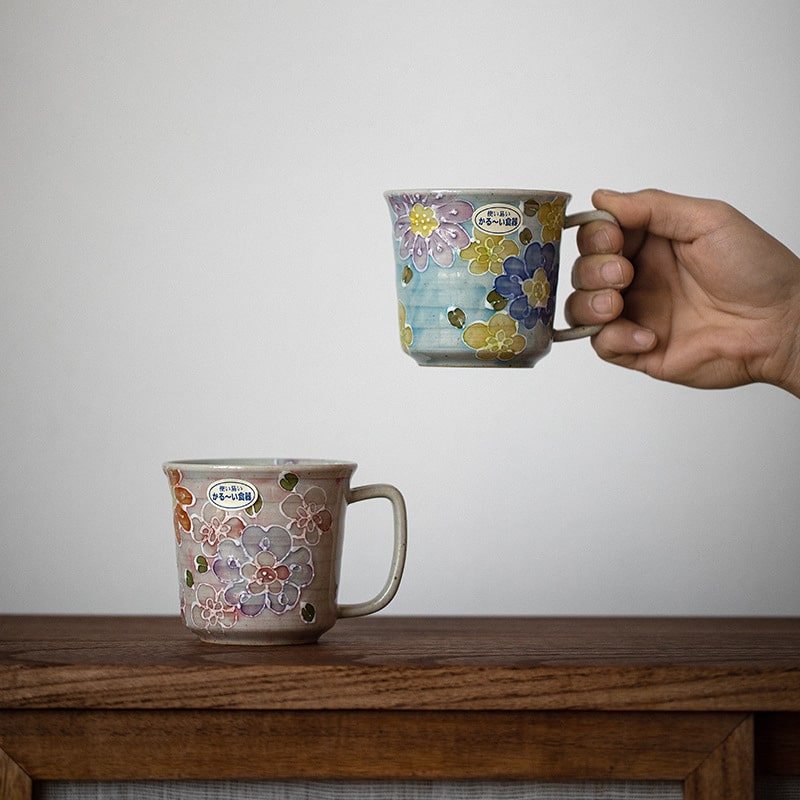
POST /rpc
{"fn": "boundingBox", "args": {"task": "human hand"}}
[566,189,800,397]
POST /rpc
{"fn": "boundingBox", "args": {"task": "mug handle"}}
[337,483,408,618]
[552,209,620,342]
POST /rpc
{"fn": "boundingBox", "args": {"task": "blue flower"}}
[493,242,558,329]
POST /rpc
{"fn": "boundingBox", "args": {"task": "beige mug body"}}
[164,459,407,645]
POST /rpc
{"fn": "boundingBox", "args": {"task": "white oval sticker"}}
[472,203,523,235]
[207,479,259,511]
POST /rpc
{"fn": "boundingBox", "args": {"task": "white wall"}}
[2,0,798,617]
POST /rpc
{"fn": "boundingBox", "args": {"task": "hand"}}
[566,189,800,397]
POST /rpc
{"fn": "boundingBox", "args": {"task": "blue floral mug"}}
[164,459,407,645]
[385,189,618,367]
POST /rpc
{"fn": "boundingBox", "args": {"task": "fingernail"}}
[592,228,614,252]
[600,260,624,287]
[632,328,657,349]
[596,188,621,196]
[590,292,613,315]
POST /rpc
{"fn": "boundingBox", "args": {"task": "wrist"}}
[774,316,800,398]
[754,245,800,398]
[759,290,800,398]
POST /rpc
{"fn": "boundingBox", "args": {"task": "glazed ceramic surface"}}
[163,459,407,645]
[385,189,610,367]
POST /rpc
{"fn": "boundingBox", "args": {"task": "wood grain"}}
[0,745,31,800]
[1,616,798,712]
[0,710,747,782]
[0,615,796,798]
[684,716,754,800]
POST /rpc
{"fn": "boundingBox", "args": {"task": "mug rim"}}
[383,188,572,200]
[163,458,357,473]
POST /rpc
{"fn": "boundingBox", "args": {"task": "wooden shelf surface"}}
[1,615,798,712]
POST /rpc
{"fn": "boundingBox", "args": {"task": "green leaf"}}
[301,602,316,623]
[523,199,540,217]
[185,570,194,588]
[196,556,209,574]
[401,265,413,286]
[487,290,508,311]
[279,472,299,492]
[447,307,466,329]
[520,227,533,245]
[245,493,263,516]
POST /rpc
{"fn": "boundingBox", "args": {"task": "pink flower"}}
[191,502,246,556]
[191,584,237,630]
[281,486,332,545]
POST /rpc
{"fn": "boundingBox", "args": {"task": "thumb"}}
[592,188,720,243]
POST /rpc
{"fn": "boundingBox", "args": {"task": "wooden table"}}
[0,615,798,799]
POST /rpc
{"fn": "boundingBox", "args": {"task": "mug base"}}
[188,625,330,646]
[406,349,548,368]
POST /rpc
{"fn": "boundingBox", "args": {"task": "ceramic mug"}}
[385,188,618,367]
[163,459,407,645]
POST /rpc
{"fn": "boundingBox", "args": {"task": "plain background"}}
[2,0,798,618]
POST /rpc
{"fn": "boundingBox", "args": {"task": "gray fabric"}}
[33,780,683,799]
[757,779,800,800]
[33,778,800,800]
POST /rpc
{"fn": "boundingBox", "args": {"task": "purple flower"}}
[387,193,473,271]
[213,524,313,616]
[493,242,558,329]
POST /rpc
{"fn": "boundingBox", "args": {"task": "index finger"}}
[576,219,624,256]
[592,188,727,243]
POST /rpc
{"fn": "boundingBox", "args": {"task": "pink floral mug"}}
[385,188,618,367]
[164,459,407,644]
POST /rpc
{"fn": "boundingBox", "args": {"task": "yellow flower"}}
[523,268,551,308]
[408,203,439,238]
[537,196,567,243]
[462,313,526,361]
[460,233,520,276]
[398,302,413,352]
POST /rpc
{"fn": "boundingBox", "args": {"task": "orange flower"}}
[167,468,194,544]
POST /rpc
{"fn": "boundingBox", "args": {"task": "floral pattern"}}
[398,301,413,352]
[462,312,526,361]
[167,468,194,544]
[190,501,246,556]
[169,468,347,637]
[191,583,237,630]
[460,233,519,276]
[213,524,314,617]
[388,193,473,271]
[387,190,572,366]
[280,486,332,545]
[494,242,557,330]
[537,197,567,243]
